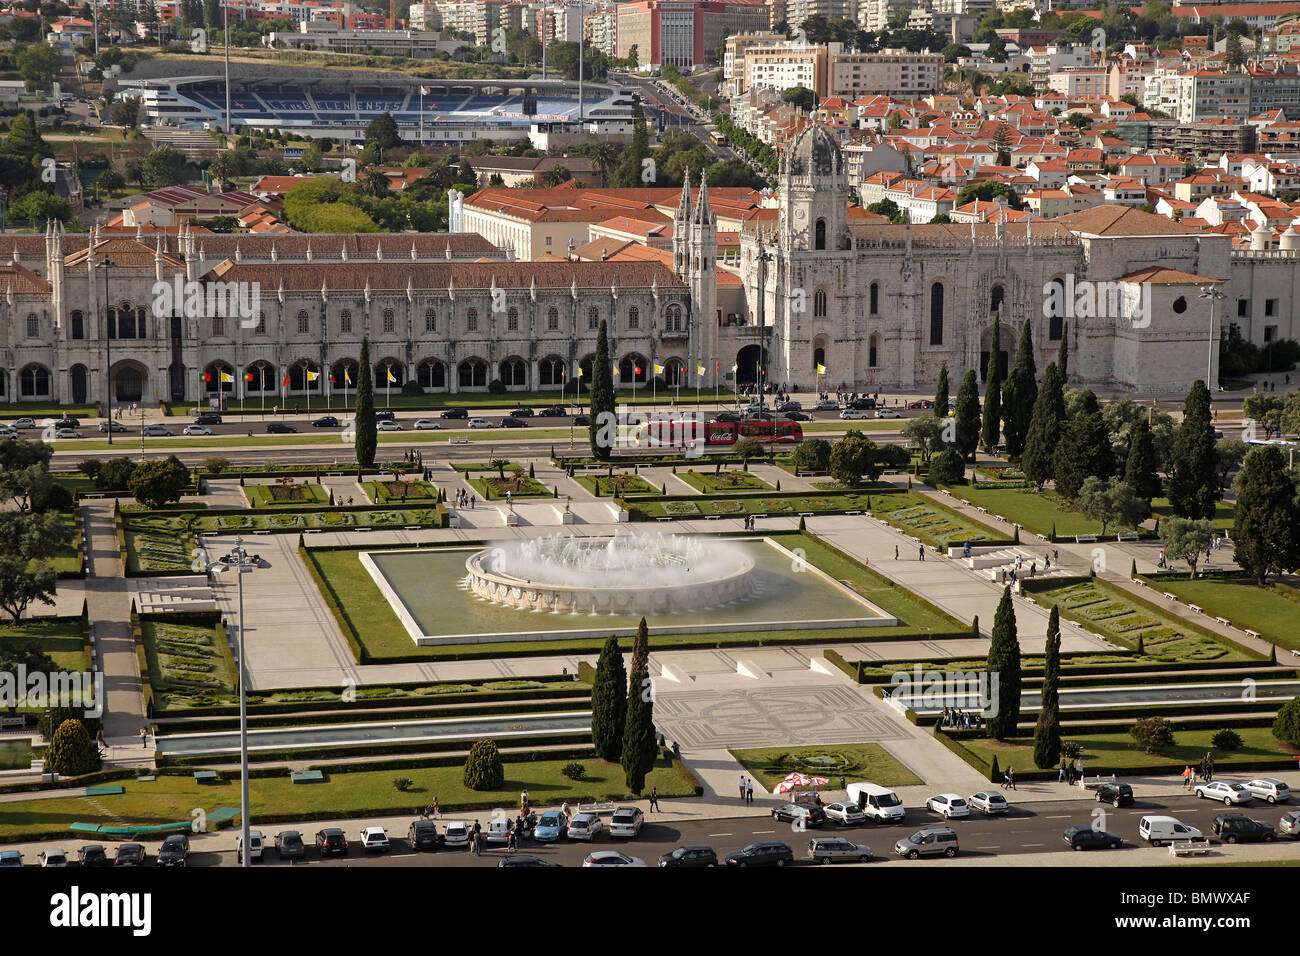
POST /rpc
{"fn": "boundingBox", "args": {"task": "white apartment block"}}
[1046,67,1109,98]
[829,50,942,98]
[1029,45,1093,90]
[859,0,922,32]
[743,44,825,96]
[1176,69,1251,123]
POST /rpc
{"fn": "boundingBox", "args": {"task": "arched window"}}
[507,307,519,332]
[375,362,403,388]
[587,306,599,329]
[382,309,395,333]
[212,316,224,337]
[458,358,487,387]
[869,334,881,368]
[466,308,478,332]
[115,303,134,339]
[547,307,559,330]
[137,308,147,338]
[930,283,945,346]
[289,361,321,391]
[246,362,276,392]
[815,218,826,250]
[0,369,6,397]
[869,283,879,315]
[990,284,1005,316]
[1047,278,1065,341]
[813,347,825,371]
[297,310,309,334]
[628,306,639,330]
[666,304,683,331]
[340,309,352,334]
[499,358,526,386]
[70,310,84,339]
[20,364,50,397]
[417,359,445,389]
[424,308,436,332]
[257,312,267,335]
[814,289,827,317]
[539,356,565,386]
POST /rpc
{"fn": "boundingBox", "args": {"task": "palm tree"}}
[588,143,619,186]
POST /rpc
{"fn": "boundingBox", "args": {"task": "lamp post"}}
[755,248,772,412]
[1199,284,1223,391]
[97,258,113,444]
[208,538,262,869]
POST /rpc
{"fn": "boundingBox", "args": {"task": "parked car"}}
[1279,810,1300,839]
[847,398,876,410]
[906,399,934,409]
[582,851,645,867]
[772,803,826,827]
[1096,782,1134,807]
[413,419,442,430]
[467,418,491,429]
[894,827,959,859]
[658,845,718,867]
[157,834,190,867]
[509,407,534,417]
[11,417,36,429]
[53,417,81,428]
[237,829,265,863]
[724,842,793,867]
[1243,778,1291,804]
[359,827,390,852]
[534,811,569,842]
[142,424,174,437]
[442,821,470,849]
[194,413,222,425]
[377,420,403,432]
[266,422,298,434]
[968,791,1009,816]
[0,850,22,867]
[1212,814,1275,843]
[440,408,468,419]
[840,409,871,420]
[275,831,306,860]
[875,407,902,419]
[712,411,741,422]
[1138,816,1202,846]
[76,845,109,867]
[776,401,802,412]
[572,414,590,426]
[808,837,871,864]
[408,820,440,851]
[812,401,840,411]
[609,806,644,838]
[822,802,866,827]
[55,428,83,439]
[375,410,396,421]
[780,411,811,421]
[1063,826,1123,851]
[312,416,340,428]
[500,416,529,428]
[567,813,603,841]
[38,849,69,867]
[0,426,16,438]
[498,855,561,867]
[315,828,348,857]
[1196,781,1253,805]
[926,794,970,819]
[114,843,147,867]
[183,425,212,436]
[539,406,567,417]
[98,421,128,433]
[847,782,906,824]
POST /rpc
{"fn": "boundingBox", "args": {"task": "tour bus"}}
[638,416,802,447]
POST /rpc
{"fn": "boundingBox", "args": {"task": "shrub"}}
[46,719,101,776]
[462,738,505,790]
[561,761,586,781]
[1211,729,1242,751]
[1272,696,1300,747]
[1129,716,1176,754]
[401,380,424,396]
[487,379,507,394]
[1060,740,1082,759]
[928,447,964,485]
[96,457,137,490]
[392,776,414,792]
[79,459,102,479]
[204,456,231,475]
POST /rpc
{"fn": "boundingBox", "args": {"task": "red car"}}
[906,399,935,409]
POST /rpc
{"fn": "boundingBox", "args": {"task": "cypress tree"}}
[1032,605,1062,768]
[1001,320,1038,459]
[1168,379,1220,519]
[1232,445,1300,585]
[986,587,1021,740]
[1123,418,1162,501]
[355,339,377,468]
[622,618,657,793]
[45,718,100,776]
[1054,389,1113,499]
[934,361,950,418]
[589,318,616,460]
[1022,362,1063,489]
[980,317,1002,454]
[1057,319,1069,384]
[953,369,981,460]
[590,635,627,761]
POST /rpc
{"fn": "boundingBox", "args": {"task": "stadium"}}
[126,75,640,144]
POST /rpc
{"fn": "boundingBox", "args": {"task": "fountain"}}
[465,533,756,615]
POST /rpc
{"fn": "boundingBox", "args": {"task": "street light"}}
[1199,284,1224,391]
[97,258,113,443]
[206,538,264,869]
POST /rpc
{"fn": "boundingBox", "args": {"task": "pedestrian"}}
[473,831,482,856]
[648,787,660,812]
[139,725,148,747]
[740,774,747,800]
[432,797,440,818]
[561,801,571,822]
[96,728,107,751]
[1075,756,1085,782]
[1183,765,1193,791]
[1007,767,1016,791]
[471,495,476,508]
[521,788,529,808]
[1053,549,1059,565]
[894,545,899,560]
[672,740,681,759]
[746,778,754,804]
[840,774,847,793]
[919,545,925,561]
[506,827,517,851]
[1058,759,1067,783]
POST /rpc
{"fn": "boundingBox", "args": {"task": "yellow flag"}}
[817,364,826,375]
[731,363,738,372]
[220,371,233,383]
[307,370,318,382]
[576,365,583,377]
[345,370,352,385]
[654,363,664,374]
[696,365,705,376]
[386,369,396,383]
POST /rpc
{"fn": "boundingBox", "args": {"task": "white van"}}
[1138,815,1202,846]
[236,829,264,863]
[486,815,512,843]
[846,783,906,823]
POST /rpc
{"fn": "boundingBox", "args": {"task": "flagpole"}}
[386,363,392,409]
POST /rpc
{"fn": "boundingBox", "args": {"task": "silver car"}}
[413,419,442,430]
[823,801,866,826]
[968,791,1009,815]
[608,806,644,838]
[808,837,871,864]
[567,813,603,841]
[1279,810,1300,838]
[1244,778,1291,804]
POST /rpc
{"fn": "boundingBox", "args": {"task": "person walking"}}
[739,775,747,801]
[1006,767,1016,791]
[894,545,899,560]
[918,545,925,561]
[561,801,571,823]
[1182,765,1194,791]
[432,797,440,818]
[1058,759,1067,784]
[139,725,148,747]
[648,787,660,812]
[746,778,754,805]
[1075,756,1085,783]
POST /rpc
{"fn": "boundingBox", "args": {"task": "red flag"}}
[716,362,721,372]
[635,366,642,375]
[244,372,254,382]
[282,375,290,387]
[329,374,336,384]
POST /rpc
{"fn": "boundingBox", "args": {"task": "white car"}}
[608,806,644,838]
[1244,778,1291,804]
[926,793,970,819]
[38,849,68,867]
[567,813,603,840]
[413,419,442,430]
[55,428,83,439]
[443,821,470,848]
[968,791,1009,816]
[822,802,866,826]
[377,420,403,431]
[184,425,212,436]
[875,408,902,419]
[467,418,491,429]
[582,850,646,867]
[1196,781,1252,805]
[840,409,871,420]
[0,426,17,438]
[359,826,390,852]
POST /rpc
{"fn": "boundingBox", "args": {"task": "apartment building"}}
[742,43,828,96]
[1046,67,1109,98]
[723,31,785,95]
[616,0,768,70]
[828,50,942,98]
[1177,69,1252,123]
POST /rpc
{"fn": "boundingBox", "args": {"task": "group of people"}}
[738,775,755,804]
[741,514,758,530]
[113,403,140,419]
[1182,752,1217,789]
[1158,538,1226,570]
[939,707,982,730]
[1058,757,1087,785]
[453,489,476,509]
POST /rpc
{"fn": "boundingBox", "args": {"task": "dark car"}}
[194,413,223,425]
[724,842,794,867]
[53,417,81,428]
[773,803,827,828]
[98,421,129,433]
[1213,814,1276,843]
[374,410,396,422]
[497,856,561,868]
[114,843,147,867]
[712,411,741,422]
[813,400,840,411]
[275,830,306,860]
[500,416,528,428]
[315,828,348,857]
[572,414,590,426]
[780,411,811,421]
[776,401,802,412]
[658,845,718,868]
[408,820,440,852]
[157,834,190,867]
[312,416,340,428]
[77,845,110,867]
[848,398,876,410]
[539,406,567,417]
[266,422,298,434]
[1063,826,1123,851]
[440,408,468,419]
[1095,782,1134,808]
[509,407,534,417]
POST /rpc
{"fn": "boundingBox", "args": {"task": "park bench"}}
[449,437,469,445]
[1074,534,1099,543]
[0,717,25,730]
[1116,532,1140,541]
[193,770,219,784]
[85,785,124,796]
[1163,592,1179,601]
[136,775,156,782]
[1188,605,1203,614]
[1215,617,1231,626]
[1245,629,1261,639]
[290,770,325,785]
[1079,773,1116,790]
[1169,839,1212,857]
[577,801,616,814]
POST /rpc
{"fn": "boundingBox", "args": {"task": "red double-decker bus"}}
[638,417,802,447]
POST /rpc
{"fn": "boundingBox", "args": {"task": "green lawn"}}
[632,491,880,520]
[359,479,439,505]
[0,617,90,673]
[0,741,32,771]
[957,726,1298,776]
[870,491,1008,547]
[730,743,922,792]
[1151,577,1300,652]
[0,756,696,841]
[468,473,553,499]
[676,469,775,493]
[163,388,739,415]
[140,618,239,712]
[0,404,98,420]
[574,474,660,496]
[947,485,1109,538]
[1151,498,1235,532]
[243,481,330,508]
[450,461,524,473]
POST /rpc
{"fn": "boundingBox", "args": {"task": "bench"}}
[1163,592,1179,601]
[0,717,25,730]
[1215,617,1231,626]
[84,785,124,796]
[1074,534,1099,543]
[1188,604,1203,614]
[1245,629,1261,639]
[290,770,325,785]
[136,775,156,782]
[449,437,469,444]
[577,801,616,814]
[1169,839,1212,857]
[193,770,219,784]
[1079,773,1116,790]
[1116,532,1140,541]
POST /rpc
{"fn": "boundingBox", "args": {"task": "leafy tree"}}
[364,111,402,150]
[0,438,54,512]
[953,370,980,460]
[1273,696,1300,748]
[928,447,964,484]
[903,416,945,465]
[96,457,137,491]
[1033,605,1062,769]
[1168,380,1219,519]
[207,151,241,191]
[17,43,59,91]
[621,621,657,794]
[1103,397,1176,473]
[733,437,763,470]
[462,738,504,790]
[128,457,190,509]
[829,432,874,486]
[614,104,650,187]
[1076,477,1150,536]
[985,587,1021,740]
[1160,516,1215,579]
[141,146,188,187]
[1232,445,1300,585]
[5,113,45,159]
[9,191,74,228]
[96,169,126,194]
[1054,390,1113,499]
[1057,320,1069,383]
[1213,438,1247,495]
[355,339,377,467]
[0,511,65,624]
[1122,417,1162,501]
[590,635,627,760]
[1130,716,1175,754]
[110,99,140,128]
[1001,320,1037,458]
[980,318,1002,454]
[934,361,950,417]
[782,85,817,112]
[1224,31,1244,69]
[45,719,100,776]
[792,437,831,473]
[955,180,1023,211]
[589,319,615,460]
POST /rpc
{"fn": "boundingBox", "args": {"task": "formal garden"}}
[729,743,923,791]
[675,468,775,493]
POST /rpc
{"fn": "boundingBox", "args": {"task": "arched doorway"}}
[20,364,50,399]
[417,359,446,390]
[203,360,235,393]
[246,361,276,394]
[498,357,527,388]
[69,364,88,405]
[619,354,648,383]
[734,344,766,387]
[539,355,565,388]
[374,359,404,389]
[663,359,686,388]
[111,362,144,403]
[458,358,487,389]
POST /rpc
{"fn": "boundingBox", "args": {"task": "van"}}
[236,829,264,863]
[847,782,906,823]
[486,815,512,843]
[894,827,958,859]
[1138,815,1202,846]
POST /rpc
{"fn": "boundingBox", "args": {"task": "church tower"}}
[688,172,717,382]
[778,123,850,254]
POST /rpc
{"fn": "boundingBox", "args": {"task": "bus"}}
[638,416,802,448]
[708,128,728,147]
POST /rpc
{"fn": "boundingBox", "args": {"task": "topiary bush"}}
[928,447,965,485]
[462,738,505,790]
[204,457,231,475]
[561,761,586,781]
[1060,740,1082,760]
[401,380,424,396]
[1271,696,1300,748]
[487,379,507,394]
[46,719,101,776]
[1211,729,1242,751]
[1129,716,1176,754]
